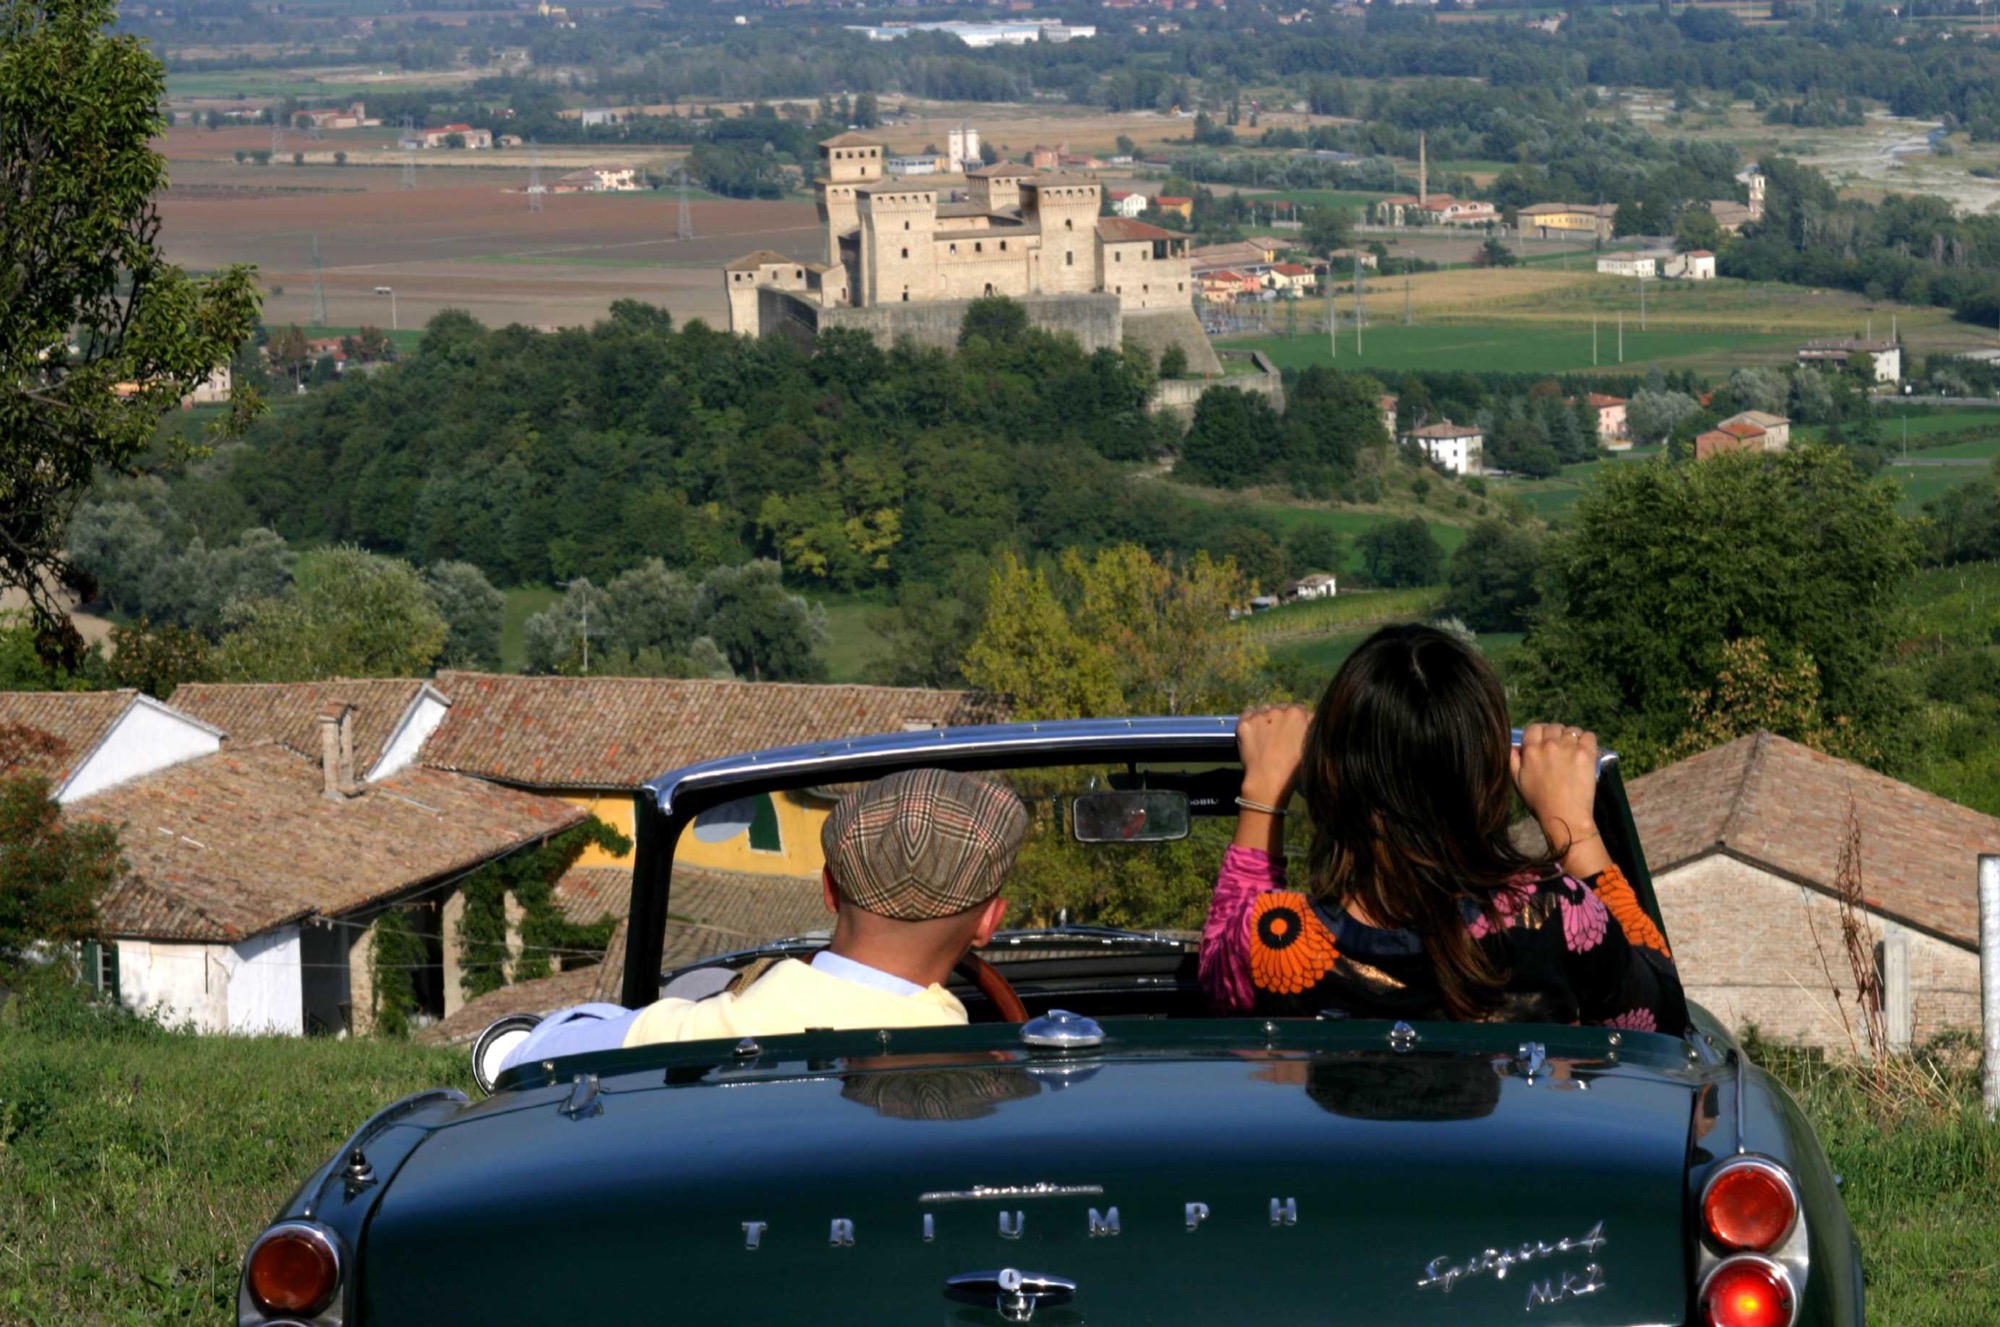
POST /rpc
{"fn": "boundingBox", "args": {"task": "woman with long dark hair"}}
[1202,623,1686,1030]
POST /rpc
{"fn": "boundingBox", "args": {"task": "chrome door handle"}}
[945,1267,1078,1322]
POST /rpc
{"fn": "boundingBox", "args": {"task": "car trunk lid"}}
[359,1027,1697,1325]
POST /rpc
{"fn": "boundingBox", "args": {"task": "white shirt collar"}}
[809,949,927,998]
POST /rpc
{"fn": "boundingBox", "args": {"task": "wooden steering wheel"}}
[953,950,1028,1023]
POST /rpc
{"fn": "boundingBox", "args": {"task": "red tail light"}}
[1700,1255,1796,1327]
[1702,1158,1799,1252]
[246,1223,340,1317]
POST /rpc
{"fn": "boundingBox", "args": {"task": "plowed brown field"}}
[155,130,820,330]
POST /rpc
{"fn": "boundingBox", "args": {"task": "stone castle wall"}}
[759,287,1121,355]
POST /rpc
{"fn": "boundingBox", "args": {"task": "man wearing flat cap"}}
[502,769,1029,1064]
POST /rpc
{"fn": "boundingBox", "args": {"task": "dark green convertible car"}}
[238,718,1861,1327]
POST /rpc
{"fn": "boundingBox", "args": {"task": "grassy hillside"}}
[2,985,1992,1324]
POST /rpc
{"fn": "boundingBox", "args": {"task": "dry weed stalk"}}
[1799,796,1955,1120]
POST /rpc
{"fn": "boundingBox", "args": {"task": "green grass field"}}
[500,586,560,672]
[9,980,1987,1326]
[1238,324,1800,376]
[813,596,890,683]
[1252,188,1389,212]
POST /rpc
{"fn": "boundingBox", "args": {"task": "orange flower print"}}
[1249,891,1340,995]
[1594,866,1671,958]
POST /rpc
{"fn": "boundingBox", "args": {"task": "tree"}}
[1174,387,1284,488]
[1300,206,1350,257]
[104,619,216,699]
[1625,389,1702,446]
[0,724,125,969]
[0,0,259,660]
[215,547,448,681]
[1356,518,1445,588]
[1067,545,1267,715]
[267,324,311,389]
[1475,236,1519,268]
[1726,367,1789,417]
[1514,447,1917,769]
[852,92,880,129]
[1158,343,1189,379]
[522,577,611,675]
[1443,519,1542,632]
[1675,204,1724,254]
[424,561,504,669]
[962,553,1124,720]
[694,559,827,681]
[959,295,1028,347]
[1283,523,1345,577]
[1662,637,1877,765]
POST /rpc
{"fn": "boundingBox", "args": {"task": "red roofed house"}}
[1582,393,1629,448]
[1107,189,1148,219]
[0,690,222,803]
[1262,263,1318,296]
[1630,732,2000,1052]
[1152,195,1194,221]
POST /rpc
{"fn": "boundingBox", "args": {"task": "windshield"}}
[653,762,1305,972]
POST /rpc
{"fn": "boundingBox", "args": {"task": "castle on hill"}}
[723,132,1220,372]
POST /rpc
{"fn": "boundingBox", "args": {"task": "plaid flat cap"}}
[822,769,1029,921]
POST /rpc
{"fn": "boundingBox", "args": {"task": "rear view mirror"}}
[1071,790,1191,844]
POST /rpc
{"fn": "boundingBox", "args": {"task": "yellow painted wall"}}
[567,790,828,876]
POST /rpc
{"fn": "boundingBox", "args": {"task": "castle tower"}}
[966,161,1032,215]
[1418,132,1428,208]
[1022,176,1101,296]
[1746,169,1766,222]
[816,132,884,266]
[857,181,939,307]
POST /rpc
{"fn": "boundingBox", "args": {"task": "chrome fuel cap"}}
[1020,1009,1103,1049]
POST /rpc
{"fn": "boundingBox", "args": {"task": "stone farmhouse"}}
[1404,420,1484,476]
[31,675,1006,1038]
[1631,731,2000,1054]
[1518,202,1618,243]
[724,133,1217,372]
[1695,410,1792,460]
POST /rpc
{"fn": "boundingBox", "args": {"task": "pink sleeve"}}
[1200,846,1288,1014]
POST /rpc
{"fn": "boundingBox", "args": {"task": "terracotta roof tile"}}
[1096,217,1176,243]
[0,690,148,784]
[422,673,1008,790]
[1628,732,2000,947]
[723,250,794,271]
[171,679,435,774]
[84,744,587,942]
[819,132,882,149]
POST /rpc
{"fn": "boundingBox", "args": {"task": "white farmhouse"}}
[1404,421,1485,476]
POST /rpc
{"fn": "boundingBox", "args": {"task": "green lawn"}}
[500,586,560,672]
[812,595,891,683]
[1236,324,1800,376]
[1887,465,1975,514]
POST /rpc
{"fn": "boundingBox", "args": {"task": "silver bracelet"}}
[1235,795,1288,816]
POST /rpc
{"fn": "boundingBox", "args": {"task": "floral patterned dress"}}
[1200,846,1688,1032]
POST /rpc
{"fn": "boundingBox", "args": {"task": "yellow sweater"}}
[621,958,967,1047]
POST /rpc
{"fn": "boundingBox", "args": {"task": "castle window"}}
[1115,252,1121,262]
[949,243,958,256]
[904,220,910,230]
[1066,251,1074,267]
[902,289,910,301]
[1000,240,1008,251]
[900,247,908,259]
[1065,219,1074,231]
[1178,282,1185,292]
[975,241,983,253]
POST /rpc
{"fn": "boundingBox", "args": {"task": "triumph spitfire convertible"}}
[238,718,1861,1327]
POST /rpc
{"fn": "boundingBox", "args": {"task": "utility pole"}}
[676,166,694,240]
[1639,278,1646,332]
[400,115,417,190]
[1404,268,1412,326]
[1618,313,1624,364]
[1328,278,1337,360]
[1593,315,1599,366]
[310,234,327,327]
[1353,251,1365,357]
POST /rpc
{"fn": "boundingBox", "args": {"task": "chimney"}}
[1418,132,1428,208]
[318,702,359,799]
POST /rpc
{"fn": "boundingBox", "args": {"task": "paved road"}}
[1887,456,1988,467]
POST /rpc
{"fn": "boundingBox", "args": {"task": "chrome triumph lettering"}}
[740,1198,1303,1249]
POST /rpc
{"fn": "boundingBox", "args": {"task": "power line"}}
[675,166,693,241]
